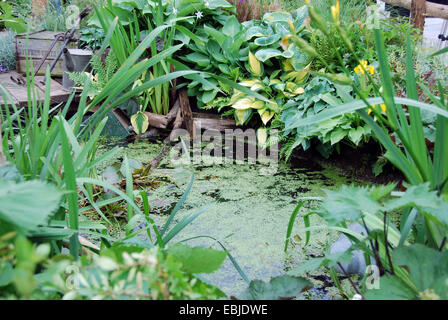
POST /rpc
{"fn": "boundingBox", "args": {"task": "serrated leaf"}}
[0,180,62,233]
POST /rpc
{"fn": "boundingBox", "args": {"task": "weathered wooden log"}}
[166,99,180,125]
[411,0,426,30]
[384,0,448,19]
[192,112,237,131]
[178,89,195,137]
[143,111,169,129]
[169,108,184,141]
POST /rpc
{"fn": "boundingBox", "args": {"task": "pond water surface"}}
[98,139,368,299]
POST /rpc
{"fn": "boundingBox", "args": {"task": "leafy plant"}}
[285,183,448,300]
[287,1,448,248]
[0,2,27,33]
[281,76,372,159]
[68,50,118,99]
[0,29,16,71]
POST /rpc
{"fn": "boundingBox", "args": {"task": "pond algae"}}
[97,140,371,299]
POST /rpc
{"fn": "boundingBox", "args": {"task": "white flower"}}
[172,7,177,15]
[195,11,203,19]
[205,1,209,7]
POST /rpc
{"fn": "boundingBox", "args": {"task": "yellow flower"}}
[354,60,375,75]
[331,0,340,22]
[368,104,387,115]
[305,0,309,4]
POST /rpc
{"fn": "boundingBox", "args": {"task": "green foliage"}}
[286,182,448,300]
[290,2,448,250]
[180,7,313,127]
[0,2,27,33]
[364,244,448,300]
[0,235,226,299]
[281,76,372,158]
[0,29,16,71]
[0,176,63,234]
[239,275,311,300]
[68,51,118,98]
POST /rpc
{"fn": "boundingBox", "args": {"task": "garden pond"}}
[96,138,378,299]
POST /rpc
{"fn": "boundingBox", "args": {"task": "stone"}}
[330,223,376,276]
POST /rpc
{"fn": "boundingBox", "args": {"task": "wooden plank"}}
[192,113,237,131]
[384,0,448,19]
[0,71,45,107]
[34,76,71,105]
[0,72,20,106]
[15,31,76,76]
[0,71,71,108]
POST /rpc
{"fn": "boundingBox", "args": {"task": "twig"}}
[336,262,362,296]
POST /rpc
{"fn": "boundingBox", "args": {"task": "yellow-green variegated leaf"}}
[249,51,262,76]
[282,59,294,72]
[239,79,259,87]
[258,108,275,125]
[228,91,245,105]
[257,127,268,145]
[235,109,252,125]
[251,83,264,91]
[131,111,149,135]
[252,100,265,109]
[266,101,280,113]
[232,98,256,110]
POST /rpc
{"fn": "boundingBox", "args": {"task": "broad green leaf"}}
[255,48,293,62]
[364,275,416,300]
[235,109,252,125]
[393,244,448,297]
[222,16,241,38]
[348,127,364,145]
[239,275,312,300]
[167,243,227,274]
[254,34,281,46]
[0,180,62,233]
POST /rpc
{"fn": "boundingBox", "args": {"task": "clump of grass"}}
[0,30,16,71]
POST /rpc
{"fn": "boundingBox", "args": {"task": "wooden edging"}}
[383,0,448,19]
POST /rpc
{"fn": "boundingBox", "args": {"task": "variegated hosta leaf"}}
[249,51,262,76]
[131,111,149,135]
[235,108,252,125]
[257,127,268,146]
[239,79,264,91]
[266,101,280,113]
[258,108,275,125]
[228,90,245,105]
[232,98,256,110]
[282,59,294,72]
